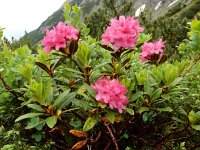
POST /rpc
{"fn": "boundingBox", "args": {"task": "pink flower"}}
[41,22,79,53]
[101,16,143,50]
[140,39,165,62]
[91,77,128,113]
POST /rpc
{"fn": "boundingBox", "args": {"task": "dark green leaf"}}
[59,92,76,109]
[129,91,143,102]
[53,90,70,108]
[27,104,45,112]
[139,107,149,114]
[15,113,44,122]
[26,120,45,130]
[51,57,66,71]
[46,87,54,105]
[151,88,162,102]
[154,107,173,112]
[32,133,42,142]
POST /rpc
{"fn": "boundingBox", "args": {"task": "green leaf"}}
[51,57,66,71]
[18,64,33,82]
[27,104,45,112]
[53,90,70,108]
[138,33,152,43]
[75,42,91,68]
[72,5,79,14]
[178,107,187,116]
[45,116,57,128]
[61,71,84,79]
[32,133,42,142]
[129,91,143,102]
[188,110,200,124]
[172,117,185,124]
[127,82,136,99]
[151,88,162,102]
[46,86,54,105]
[154,107,173,112]
[192,125,200,131]
[82,28,90,35]
[144,80,152,95]
[105,110,115,124]
[169,77,182,88]
[83,115,98,132]
[139,107,149,114]
[72,99,93,110]
[58,92,76,110]
[86,84,96,98]
[142,112,149,122]
[26,120,45,130]
[77,85,90,100]
[15,113,44,122]
[92,62,109,72]
[126,108,135,115]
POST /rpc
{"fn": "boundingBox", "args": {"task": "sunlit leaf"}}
[45,116,57,128]
[83,115,98,132]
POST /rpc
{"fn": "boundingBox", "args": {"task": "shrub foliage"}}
[0,2,200,150]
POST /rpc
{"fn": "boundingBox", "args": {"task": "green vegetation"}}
[179,0,200,19]
[0,1,200,150]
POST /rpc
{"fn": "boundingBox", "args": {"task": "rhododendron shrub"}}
[101,16,143,50]
[91,77,128,113]
[140,39,165,62]
[1,3,198,150]
[41,22,79,53]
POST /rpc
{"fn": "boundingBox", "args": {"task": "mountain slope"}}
[27,0,197,45]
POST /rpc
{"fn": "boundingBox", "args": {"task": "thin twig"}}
[132,135,155,147]
[159,124,190,142]
[104,141,111,150]
[90,131,102,144]
[160,133,196,145]
[104,122,119,150]
[189,141,200,150]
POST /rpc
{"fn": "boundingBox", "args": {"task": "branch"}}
[131,135,155,147]
[0,73,18,98]
[160,133,196,145]
[180,54,200,77]
[158,124,190,143]
[189,142,200,150]
[90,131,102,144]
[104,123,119,150]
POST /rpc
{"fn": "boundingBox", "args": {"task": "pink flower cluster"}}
[41,22,79,53]
[91,77,128,113]
[140,39,165,62]
[101,16,143,50]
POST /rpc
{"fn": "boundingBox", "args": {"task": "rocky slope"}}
[27,0,195,45]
